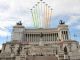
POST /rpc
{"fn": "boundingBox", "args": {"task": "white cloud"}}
[0,20,16,37]
[0,45,2,49]
[0,0,80,26]
[75,25,80,30]
[0,0,80,38]
[66,16,80,26]
[0,30,10,37]
[47,0,80,15]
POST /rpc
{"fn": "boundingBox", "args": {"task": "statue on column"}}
[11,47,13,53]
[39,32,44,46]
[56,48,58,55]
[26,48,29,55]
[17,46,22,55]
[64,46,68,55]
[40,32,43,37]
[10,44,14,53]
[64,46,69,60]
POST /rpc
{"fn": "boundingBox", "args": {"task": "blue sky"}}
[0,0,80,48]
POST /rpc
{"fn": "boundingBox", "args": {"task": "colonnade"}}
[25,33,58,42]
[61,31,68,40]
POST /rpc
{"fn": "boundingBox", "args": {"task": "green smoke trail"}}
[36,3,41,28]
[32,7,38,28]
[31,9,36,27]
[35,5,39,28]
[34,8,38,28]
[31,1,52,28]
[32,3,40,28]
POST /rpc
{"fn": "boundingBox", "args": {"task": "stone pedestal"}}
[64,54,68,60]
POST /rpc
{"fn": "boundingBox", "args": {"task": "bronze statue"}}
[59,20,65,24]
[17,21,22,25]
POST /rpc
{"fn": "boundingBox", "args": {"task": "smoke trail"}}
[31,9,35,27]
